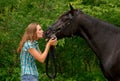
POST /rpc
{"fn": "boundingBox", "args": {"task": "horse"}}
[44,5,120,81]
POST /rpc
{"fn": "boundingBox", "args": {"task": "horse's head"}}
[44,5,83,40]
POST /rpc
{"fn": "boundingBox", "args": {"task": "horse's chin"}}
[56,34,74,39]
[56,33,63,39]
[56,33,67,39]
[44,34,57,41]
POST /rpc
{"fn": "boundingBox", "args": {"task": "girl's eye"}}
[39,29,42,31]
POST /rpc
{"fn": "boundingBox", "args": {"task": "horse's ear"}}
[69,3,74,16]
[69,3,74,10]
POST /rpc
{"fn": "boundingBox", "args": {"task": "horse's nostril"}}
[57,27,61,31]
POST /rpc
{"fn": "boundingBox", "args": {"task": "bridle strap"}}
[46,46,57,80]
[69,10,80,37]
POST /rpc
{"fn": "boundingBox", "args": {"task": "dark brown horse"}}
[44,5,120,81]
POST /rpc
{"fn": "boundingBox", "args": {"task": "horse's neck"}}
[78,14,101,38]
[77,14,115,60]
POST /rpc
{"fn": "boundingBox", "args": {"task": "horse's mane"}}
[83,12,120,34]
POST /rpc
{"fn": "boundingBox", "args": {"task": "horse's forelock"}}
[58,11,70,19]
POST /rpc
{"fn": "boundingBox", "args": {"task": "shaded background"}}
[0,0,120,81]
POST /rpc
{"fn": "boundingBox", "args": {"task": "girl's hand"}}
[48,38,57,46]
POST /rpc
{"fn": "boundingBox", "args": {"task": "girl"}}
[17,22,57,81]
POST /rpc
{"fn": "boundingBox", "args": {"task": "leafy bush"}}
[0,0,120,80]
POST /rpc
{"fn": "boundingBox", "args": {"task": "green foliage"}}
[0,0,120,80]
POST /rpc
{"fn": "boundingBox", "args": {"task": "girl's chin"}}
[38,36,43,39]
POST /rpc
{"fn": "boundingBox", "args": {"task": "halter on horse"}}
[44,5,120,81]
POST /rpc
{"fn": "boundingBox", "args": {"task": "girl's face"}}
[36,25,43,40]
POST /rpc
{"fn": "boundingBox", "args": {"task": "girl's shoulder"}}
[24,40,32,47]
[24,40,38,49]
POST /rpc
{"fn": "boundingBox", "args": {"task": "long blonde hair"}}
[17,22,39,53]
